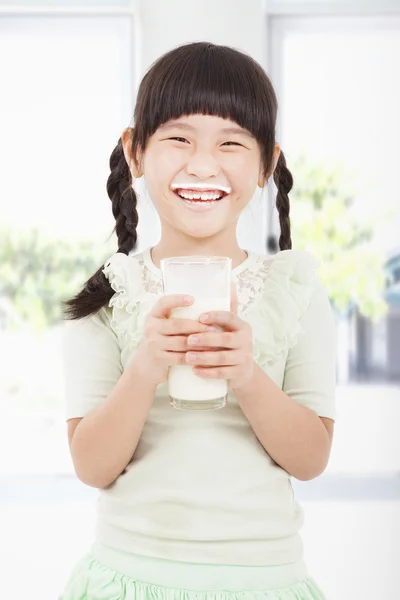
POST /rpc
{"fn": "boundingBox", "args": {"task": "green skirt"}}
[58,541,327,599]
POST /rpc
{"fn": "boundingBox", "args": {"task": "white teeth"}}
[183,199,219,204]
[177,190,224,201]
[171,183,231,195]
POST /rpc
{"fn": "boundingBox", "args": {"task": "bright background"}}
[0,1,399,599]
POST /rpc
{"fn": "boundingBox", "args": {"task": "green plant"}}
[290,155,395,321]
[0,227,116,332]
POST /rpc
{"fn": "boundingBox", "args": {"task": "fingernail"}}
[207,326,219,332]
[184,295,193,304]
[186,352,197,363]
[188,335,198,345]
[199,314,209,322]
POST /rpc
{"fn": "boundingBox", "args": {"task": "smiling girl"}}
[59,41,336,600]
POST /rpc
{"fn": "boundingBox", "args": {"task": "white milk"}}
[169,296,230,401]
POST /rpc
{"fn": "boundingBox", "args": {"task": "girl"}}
[59,41,336,599]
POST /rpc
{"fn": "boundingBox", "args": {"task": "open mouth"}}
[173,188,228,205]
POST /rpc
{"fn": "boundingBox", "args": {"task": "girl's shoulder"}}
[102,246,163,295]
[242,248,324,368]
[237,247,321,309]
[101,247,162,348]
[245,247,320,278]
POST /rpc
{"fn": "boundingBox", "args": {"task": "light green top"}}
[62,247,336,567]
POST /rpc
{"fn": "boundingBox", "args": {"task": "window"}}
[0,14,133,239]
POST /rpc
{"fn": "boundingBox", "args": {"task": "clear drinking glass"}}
[160,255,232,411]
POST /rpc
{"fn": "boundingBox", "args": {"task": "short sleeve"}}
[282,278,337,421]
[61,306,123,421]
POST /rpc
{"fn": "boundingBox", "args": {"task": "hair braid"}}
[273,150,293,251]
[107,138,138,255]
[62,138,138,320]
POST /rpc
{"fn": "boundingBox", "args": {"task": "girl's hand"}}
[134,294,217,387]
[185,284,255,390]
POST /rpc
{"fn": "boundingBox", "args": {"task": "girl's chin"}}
[178,222,224,240]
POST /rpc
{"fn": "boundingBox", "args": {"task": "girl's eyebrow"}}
[159,121,254,139]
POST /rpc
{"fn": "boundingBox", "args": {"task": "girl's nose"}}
[185,150,220,178]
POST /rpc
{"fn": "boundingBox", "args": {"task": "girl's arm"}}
[234,363,333,481]
[69,352,157,489]
[192,279,336,481]
[234,282,336,481]
[64,295,211,490]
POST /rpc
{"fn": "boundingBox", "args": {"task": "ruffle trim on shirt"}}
[246,250,320,369]
[102,252,160,349]
[102,249,321,365]
[58,552,327,599]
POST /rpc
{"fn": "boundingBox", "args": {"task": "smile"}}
[173,188,228,211]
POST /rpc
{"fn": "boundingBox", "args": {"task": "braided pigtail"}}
[273,150,293,251]
[62,137,138,320]
[108,137,139,255]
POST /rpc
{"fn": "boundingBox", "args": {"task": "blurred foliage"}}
[0,227,116,332]
[290,155,397,321]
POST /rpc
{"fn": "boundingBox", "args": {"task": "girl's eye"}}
[168,138,241,147]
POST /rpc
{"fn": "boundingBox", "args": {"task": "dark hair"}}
[62,41,292,321]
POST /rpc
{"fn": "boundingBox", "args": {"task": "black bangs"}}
[133,42,277,153]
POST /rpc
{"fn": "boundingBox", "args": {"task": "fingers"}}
[159,334,191,352]
[164,350,187,366]
[150,294,193,319]
[187,330,239,349]
[159,318,215,336]
[185,349,244,367]
[198,310,243,331]
[192,365,239,379]
[145,294,247,374]
[157,333,216,353]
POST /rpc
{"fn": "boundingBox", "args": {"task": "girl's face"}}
[124,114,275,242]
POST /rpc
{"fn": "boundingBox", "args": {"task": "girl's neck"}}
[150,240,248,270]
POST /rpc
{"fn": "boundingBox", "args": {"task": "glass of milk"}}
[160,255,232,411]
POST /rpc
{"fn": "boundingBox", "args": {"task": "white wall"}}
[138,0,267,70]
[134,0,270,254]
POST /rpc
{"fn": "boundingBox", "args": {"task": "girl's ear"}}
[258,143,281,188]
[121,127,143,178]
[272,143,281,172]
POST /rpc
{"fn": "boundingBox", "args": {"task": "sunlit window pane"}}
[0,16,132,239]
